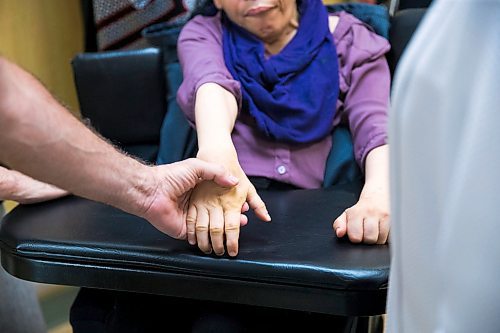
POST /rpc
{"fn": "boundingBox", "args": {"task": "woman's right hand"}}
[187,147,271,257]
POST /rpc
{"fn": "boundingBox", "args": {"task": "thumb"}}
[187,158,239,187]
[247,185,271,222]
[333,211,347,238]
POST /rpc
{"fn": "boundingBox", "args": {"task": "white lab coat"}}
[387,0,500,332]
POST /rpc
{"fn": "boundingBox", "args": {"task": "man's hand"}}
[139,158,239,239]
[0,167,69,204]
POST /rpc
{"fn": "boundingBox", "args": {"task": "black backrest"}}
[72,48,166,162]
[388,8,427,77]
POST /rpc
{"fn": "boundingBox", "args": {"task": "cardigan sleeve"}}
[334,12,391,169]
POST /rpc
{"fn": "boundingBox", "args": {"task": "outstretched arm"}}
[187,83,270,257]
[0,56,238,239]
[177,16,270,256]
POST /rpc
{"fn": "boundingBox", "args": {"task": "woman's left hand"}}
[333,186,390,244]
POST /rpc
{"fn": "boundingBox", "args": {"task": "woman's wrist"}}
[197,139,237,160]
[197,132,234,153]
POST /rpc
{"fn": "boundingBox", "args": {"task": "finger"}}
[186,204,197,245]
[195,207,212,254]
[247,186,271,222]
[240,214,248,227]
[188,158,239,187]
[332,211,347,238]
[362,217,379,244]
[224,210,241,257]
[345,209,364,243]
[377,216,390,244]
[209,206,225,256]
[241,202,249,213]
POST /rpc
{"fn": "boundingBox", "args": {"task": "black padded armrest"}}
[0,183,389,316]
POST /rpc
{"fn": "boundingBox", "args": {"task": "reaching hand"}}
[187,151,270,257]
[140,158,239,239]
[332,186,390,244]
[0,167,69,204]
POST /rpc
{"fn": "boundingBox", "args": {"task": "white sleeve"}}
[387,0,500,332]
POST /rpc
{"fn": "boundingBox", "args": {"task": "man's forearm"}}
[0,57,152,214]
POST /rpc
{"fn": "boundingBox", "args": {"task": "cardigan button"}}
[277,165,287,175]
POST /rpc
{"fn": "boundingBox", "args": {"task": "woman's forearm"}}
[362,144,389,195]
[195,83,239,154]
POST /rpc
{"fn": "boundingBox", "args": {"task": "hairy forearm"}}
[362,144,389,194]
[195,83,238,154]
[0,57,152,215]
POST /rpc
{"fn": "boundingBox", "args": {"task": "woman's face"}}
[214,0,298,43]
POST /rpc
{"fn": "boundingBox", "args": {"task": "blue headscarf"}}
[222,0,339,144]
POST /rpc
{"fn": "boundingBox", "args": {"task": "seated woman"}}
[69,2,391,331]
[176,0,391,256]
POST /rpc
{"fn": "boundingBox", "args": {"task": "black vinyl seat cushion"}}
[0,183,389,316]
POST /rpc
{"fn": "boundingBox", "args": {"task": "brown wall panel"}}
[0,0,84,114]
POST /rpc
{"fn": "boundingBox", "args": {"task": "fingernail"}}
[228,250,237,257]
[266,213,271,221]
[188,239,195,245]
[228,175,239,184]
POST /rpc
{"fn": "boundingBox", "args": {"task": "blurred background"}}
[0,0,385,332]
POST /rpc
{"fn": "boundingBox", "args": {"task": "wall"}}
[0,0,84,115]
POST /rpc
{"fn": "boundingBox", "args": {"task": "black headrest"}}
[388,8,427,76]
[398,0,433,10]
[72,48,166,146]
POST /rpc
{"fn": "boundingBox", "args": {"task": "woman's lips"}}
[245,5,275,16]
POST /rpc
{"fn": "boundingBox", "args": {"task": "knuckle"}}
[209,227,224,235]
[344,208,355,217]
[349,233,363,243]
[225,224,240,232]
[195,225,209,232]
